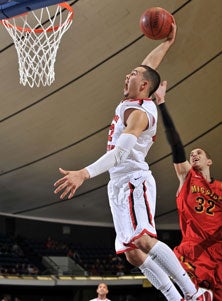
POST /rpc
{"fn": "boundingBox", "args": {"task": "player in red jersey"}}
[155,80,222,301]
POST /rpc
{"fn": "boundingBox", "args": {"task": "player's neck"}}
[202,172,211,182]
[98,295,107,300]
[197,168,211,182]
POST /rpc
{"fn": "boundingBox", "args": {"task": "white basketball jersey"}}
[107,98,157,178]
[89,299,111,301]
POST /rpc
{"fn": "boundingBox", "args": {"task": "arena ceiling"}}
[0,0,221,230]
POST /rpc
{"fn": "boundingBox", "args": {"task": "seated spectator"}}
[69,249,82,265]
[1,294,12,301]
[12,243,24,257]
[27,264,39,275]
[72,250,81,263]
[89,264,99,276]
[116,260,125,276]
[45,236,55,249]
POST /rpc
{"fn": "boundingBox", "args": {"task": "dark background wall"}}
[0,215,116,248]
[0,285,167,301]
[0,215,181,248]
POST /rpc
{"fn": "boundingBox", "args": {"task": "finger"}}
[60,186,72,200]
[68,187,76,199]
[54,181,68,194]
[59,168,69,175]
[171,22,177,35]
[171,17,176,25]
[162,81,167,87]
[54,176,67,187]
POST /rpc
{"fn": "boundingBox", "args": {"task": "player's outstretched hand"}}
[54,167,89,200]
[154,81,167,105]
[167,22,177,45]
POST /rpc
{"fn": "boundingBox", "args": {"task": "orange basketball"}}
[140,7,174,40]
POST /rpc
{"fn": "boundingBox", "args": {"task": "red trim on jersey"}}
[128,182,137,230]
[107,145,115,151]
[152,134,157,142]
[113,115,119,122]
[122,98,152,103]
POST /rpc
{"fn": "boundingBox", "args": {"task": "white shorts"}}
[108,171,157,254]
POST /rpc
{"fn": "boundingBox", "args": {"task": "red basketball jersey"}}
[176,168,222,242]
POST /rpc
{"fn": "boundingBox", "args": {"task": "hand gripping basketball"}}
[140,7,175,40]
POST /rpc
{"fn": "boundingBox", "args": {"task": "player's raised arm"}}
[154,81,191,187]
[141,23,177,70]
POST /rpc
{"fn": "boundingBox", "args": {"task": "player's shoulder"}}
[141,98,157,113]
[119,98,156,122]
[121,98,156,113]
[212,179,222,191]
[121,97,153,106]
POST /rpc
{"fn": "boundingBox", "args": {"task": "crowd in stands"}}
[0,230,179,278]
[0,234,132,277]
[0,235,40,276]
[1,294,21,301]
[0,263,39,276]
[44,236,130,276]
[81,253,127,276]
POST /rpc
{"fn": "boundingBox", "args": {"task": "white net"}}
[1,3,73,87]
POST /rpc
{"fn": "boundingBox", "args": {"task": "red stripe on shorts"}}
[143,181,154,227]
[128,182,137,229]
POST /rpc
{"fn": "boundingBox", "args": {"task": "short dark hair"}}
[191,148,211,159]
[140,65,161,97]
[202,148,211,159]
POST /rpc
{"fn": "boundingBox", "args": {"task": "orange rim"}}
[1,2,74,33]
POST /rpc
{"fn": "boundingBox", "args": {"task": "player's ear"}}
[140,80,148,91]
[207,158,213,167]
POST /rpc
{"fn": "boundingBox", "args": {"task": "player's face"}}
[124,67,145,98]
[189,148,211,170]
[97,283,108,296]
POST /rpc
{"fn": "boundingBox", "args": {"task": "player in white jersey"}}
[107,97,158,253]
[54,23,210,301]
[89,283,111,301]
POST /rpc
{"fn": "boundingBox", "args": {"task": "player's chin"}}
[192,164,201,171]
[123,88,129,97]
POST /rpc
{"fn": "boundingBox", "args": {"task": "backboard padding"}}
[0,0,65,19]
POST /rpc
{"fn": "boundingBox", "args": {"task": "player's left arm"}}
[54,109,147,200]
[141,23,177,70]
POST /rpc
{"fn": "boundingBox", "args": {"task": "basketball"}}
[140,7,174,40]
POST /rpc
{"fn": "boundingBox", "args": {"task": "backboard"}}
[0,0,66,20]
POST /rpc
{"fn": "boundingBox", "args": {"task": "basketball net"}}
[1,2,73,87]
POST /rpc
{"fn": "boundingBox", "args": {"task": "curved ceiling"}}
[0,0,221,229]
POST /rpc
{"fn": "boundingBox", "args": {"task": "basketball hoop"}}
[1,2,74,87]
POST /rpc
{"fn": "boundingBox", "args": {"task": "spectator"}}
[1,295,12,301]
[89,283,111,301]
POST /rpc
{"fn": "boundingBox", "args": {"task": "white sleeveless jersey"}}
[89,299,111,301]
[107,98,157,178]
